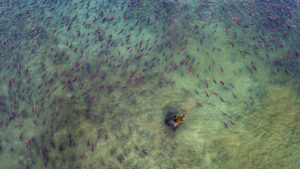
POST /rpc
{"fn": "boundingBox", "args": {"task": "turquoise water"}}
[0,0,299,169]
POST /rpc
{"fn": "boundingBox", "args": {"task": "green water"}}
[0,0,299,169]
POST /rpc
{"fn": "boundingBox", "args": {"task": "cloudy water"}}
[0,0,299,169]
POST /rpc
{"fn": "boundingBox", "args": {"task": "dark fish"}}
[223,122,228,128]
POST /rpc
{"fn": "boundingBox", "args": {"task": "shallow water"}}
[0,0,299,169]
